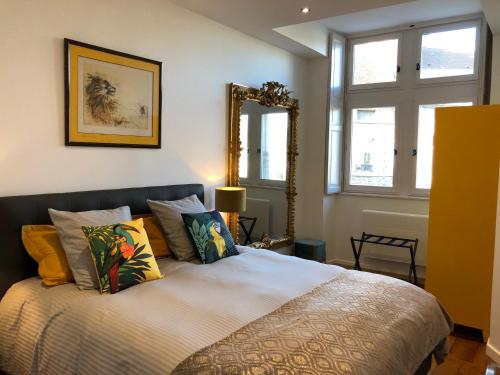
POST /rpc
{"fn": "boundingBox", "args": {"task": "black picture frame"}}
[64,38,162,148]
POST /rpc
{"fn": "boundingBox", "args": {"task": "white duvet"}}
[0,247,344,375]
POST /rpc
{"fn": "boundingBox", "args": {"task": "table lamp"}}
[215,187,246,240]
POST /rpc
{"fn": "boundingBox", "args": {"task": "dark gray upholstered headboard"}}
[0,184,204,299]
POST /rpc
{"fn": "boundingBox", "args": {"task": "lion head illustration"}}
[85,73,118,125]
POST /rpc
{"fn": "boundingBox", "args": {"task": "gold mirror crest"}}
[258,81,291,107]
[231,81,297,109]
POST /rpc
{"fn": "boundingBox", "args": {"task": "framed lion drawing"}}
[65,39,162,148]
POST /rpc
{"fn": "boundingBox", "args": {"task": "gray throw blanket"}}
[172,271,452,375]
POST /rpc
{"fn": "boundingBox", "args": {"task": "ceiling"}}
[481,0,500,33]
[169,0,415,56]
[170,0,484,57]
[319,0,482,34]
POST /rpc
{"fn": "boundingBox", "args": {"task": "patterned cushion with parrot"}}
[181,210,239,264]
[82,218,163,294]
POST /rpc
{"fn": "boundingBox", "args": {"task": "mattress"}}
[0,247,344,374]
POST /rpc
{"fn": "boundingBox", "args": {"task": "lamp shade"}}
[215,187,246,213]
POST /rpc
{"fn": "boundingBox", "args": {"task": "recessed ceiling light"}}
[301,7,310,14]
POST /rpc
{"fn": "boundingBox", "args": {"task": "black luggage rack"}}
[350,232,419,285]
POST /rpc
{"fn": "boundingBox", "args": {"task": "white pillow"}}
[147,195,206,261]
[48,206,132,289]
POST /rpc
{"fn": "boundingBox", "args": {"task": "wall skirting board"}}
[487,341,500,366]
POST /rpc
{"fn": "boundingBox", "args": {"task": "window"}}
[349,107,395,188]
[349,34,401,90]
[352,38,399,86]
[260,112,288,181]
[415,102,473,190]
[419,25,478,80]
[239,114,249,179]
[240,107,289,188]
[337,18,484,196]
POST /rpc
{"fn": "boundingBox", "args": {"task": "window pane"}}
[261,113,288,181]
[328,106,343,189]
[327,34,345,193]
[350,107,395,187]
[420,27,477,79]
[239,114,249,179]
[353,39,398,85]
[416,102,472,189]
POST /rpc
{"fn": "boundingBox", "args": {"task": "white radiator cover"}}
[361,210,428,266]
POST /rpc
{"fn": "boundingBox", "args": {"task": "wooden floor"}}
[432,335,499,374]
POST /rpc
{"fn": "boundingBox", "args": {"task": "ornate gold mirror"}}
[227,82,298,249]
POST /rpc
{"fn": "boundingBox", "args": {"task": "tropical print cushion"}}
[82,218,163,294]
[182,210,239,264]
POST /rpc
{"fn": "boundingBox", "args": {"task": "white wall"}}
[323,195,428,276]
[0,1,457,276]
[487,165,500,364]
[491,35,500,104]
[0,0,307,212]
[296,57,329,240]
[274,22,329,57]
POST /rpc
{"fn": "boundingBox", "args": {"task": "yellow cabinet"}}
[426,104,500,340]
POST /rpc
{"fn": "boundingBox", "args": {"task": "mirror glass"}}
[238,100,289,245]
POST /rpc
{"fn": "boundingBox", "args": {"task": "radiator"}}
[361,210,428,266]
[243,197,270,241]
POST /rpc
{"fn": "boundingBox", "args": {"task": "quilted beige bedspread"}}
[172,270,452,375]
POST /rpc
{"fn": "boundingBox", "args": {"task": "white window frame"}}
[344,98,401,194]
[339,16,485,197]
[348,32,403,91]
[415,20,482,85]
[258,110,289,188]
[239,106,289,190]
[325,32,346,194]
[238,112,250,182]
[409,94,478,196]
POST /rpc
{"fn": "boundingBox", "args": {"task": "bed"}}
[0,184,452,375]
